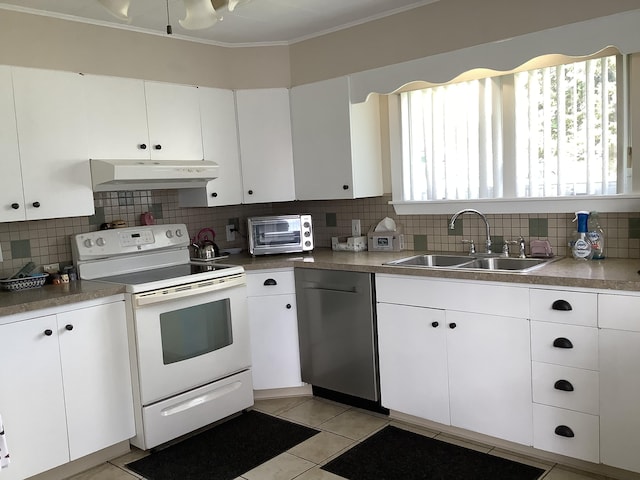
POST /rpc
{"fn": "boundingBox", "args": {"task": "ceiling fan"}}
[97,0,251,32]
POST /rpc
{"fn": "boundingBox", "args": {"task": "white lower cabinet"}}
[376,274,532,446]
[599,293,640,474]
[0,298,135,480]
[377,303,449,424]
[247,269,302,390]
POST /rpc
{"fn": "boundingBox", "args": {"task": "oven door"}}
[132,273,250,405]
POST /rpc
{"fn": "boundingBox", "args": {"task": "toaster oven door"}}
[248,217,303,255]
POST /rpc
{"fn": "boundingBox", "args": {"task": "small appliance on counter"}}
[247,214,313,256]
[331,235,367,252]
[368,217,405,252]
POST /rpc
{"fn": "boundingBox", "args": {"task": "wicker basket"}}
[0,274,48,292]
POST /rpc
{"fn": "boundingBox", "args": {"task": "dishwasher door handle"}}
[304,286,357,294]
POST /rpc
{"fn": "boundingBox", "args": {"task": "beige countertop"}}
[3,250,638,318]
[229,249,640,292]
[0,280,125,318]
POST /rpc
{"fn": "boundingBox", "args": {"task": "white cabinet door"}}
[248,294,302,390]
[85,74,150,160]
[447,310,533,446]
[235,88,295,204]
[377,303,450,424]
[178,87,243,207]
[0,315,69,480]
[600,328,640,473]
[57,301,135,460]
[0,66,24,222]
[291,76,382,200]
[144,81,204,161]
[12,67,94,220]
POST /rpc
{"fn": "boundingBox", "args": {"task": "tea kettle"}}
[192,227,220,259]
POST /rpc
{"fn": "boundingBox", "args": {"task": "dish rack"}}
[0,273,49,292]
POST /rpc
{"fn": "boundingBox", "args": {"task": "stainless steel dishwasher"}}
[295,268,381,407]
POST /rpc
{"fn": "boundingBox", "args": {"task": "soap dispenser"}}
[572,211,593,260]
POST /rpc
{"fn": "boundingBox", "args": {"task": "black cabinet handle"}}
[431,321,439,328]
[342,184,349,190]
[32,201,40,208]
[211,192,218,197]
[263,278,277,286]
[139,143,147,150]
[154,144,162,150]
[553,337,573,349]
[554,379,574,392]
[554,425,575,438]
[65,324,74,331]
[248,190,254,195]
[449,323,457,329]
[552,299,573,311]
[11,203,19,209]
[44,329,53,336]
[286,304,292,309]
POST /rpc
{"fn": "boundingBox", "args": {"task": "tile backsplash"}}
[1,192,638,278]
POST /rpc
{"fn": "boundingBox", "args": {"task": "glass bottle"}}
[587,211,605,260]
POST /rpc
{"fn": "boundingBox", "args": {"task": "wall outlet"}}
[352,219,362,237]
[225,224,236,242]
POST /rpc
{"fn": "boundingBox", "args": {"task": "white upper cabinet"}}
[235,88,296,204]
[11,67,94,221]
[178,87,243,207]
[144,81,203,160]
[86,75,203,161]
[0,66,24,222]
[291,76,383,200]
[85,75,150,160]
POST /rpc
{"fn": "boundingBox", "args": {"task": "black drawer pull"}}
[449,323,457,329]
[553,337,573,349]
[44,329,53,336]
[554,425,575,438]
[65,324,74,331]
[263,278,277,286]
[431,321,439,328]
[286,303,292,309]
[552,299,572,311]
[554,379,574,392]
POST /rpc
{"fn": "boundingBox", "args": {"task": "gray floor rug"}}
[322,425,546,480]
[126,410,319,480]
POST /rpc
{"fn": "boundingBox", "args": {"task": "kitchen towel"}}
[0,414,9,469]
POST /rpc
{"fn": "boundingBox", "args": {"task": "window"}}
[399,54,626,204]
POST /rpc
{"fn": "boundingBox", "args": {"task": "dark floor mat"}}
[321,425,545,480]
[126,410,319,480]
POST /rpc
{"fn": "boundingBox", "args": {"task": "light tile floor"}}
[68,396,617,480]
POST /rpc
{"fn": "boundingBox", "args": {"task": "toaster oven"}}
[247,215,314,256]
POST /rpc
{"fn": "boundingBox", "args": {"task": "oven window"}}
[159,298,233,365]
[254,220,301,246]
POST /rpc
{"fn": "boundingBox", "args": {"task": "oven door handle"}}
[134,273,245,307]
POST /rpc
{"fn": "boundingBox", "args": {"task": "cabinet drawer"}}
[530,289,597,326]
[246,269,295,296]
[532,403,599,463]
[532,362,599,415]
[531,321,598,370]
[599,294,640,332]
[376,274,528,318]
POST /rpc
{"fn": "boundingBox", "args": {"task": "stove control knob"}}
[166,230,174,238]
[175,229,184,237]
[84,238,94,248]
[96,237,106,247]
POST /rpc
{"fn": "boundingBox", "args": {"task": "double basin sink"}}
[384,254,554,272]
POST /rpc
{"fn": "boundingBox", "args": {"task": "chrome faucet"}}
[449,208,492,254]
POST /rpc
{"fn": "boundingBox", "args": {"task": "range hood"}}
[90,159,218,192]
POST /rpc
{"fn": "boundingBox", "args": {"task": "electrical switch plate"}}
[44,263,60,273]
[352,219,361,237]
[225,224,236,242]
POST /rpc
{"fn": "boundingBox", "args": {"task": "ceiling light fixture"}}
[97,0,251,34]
